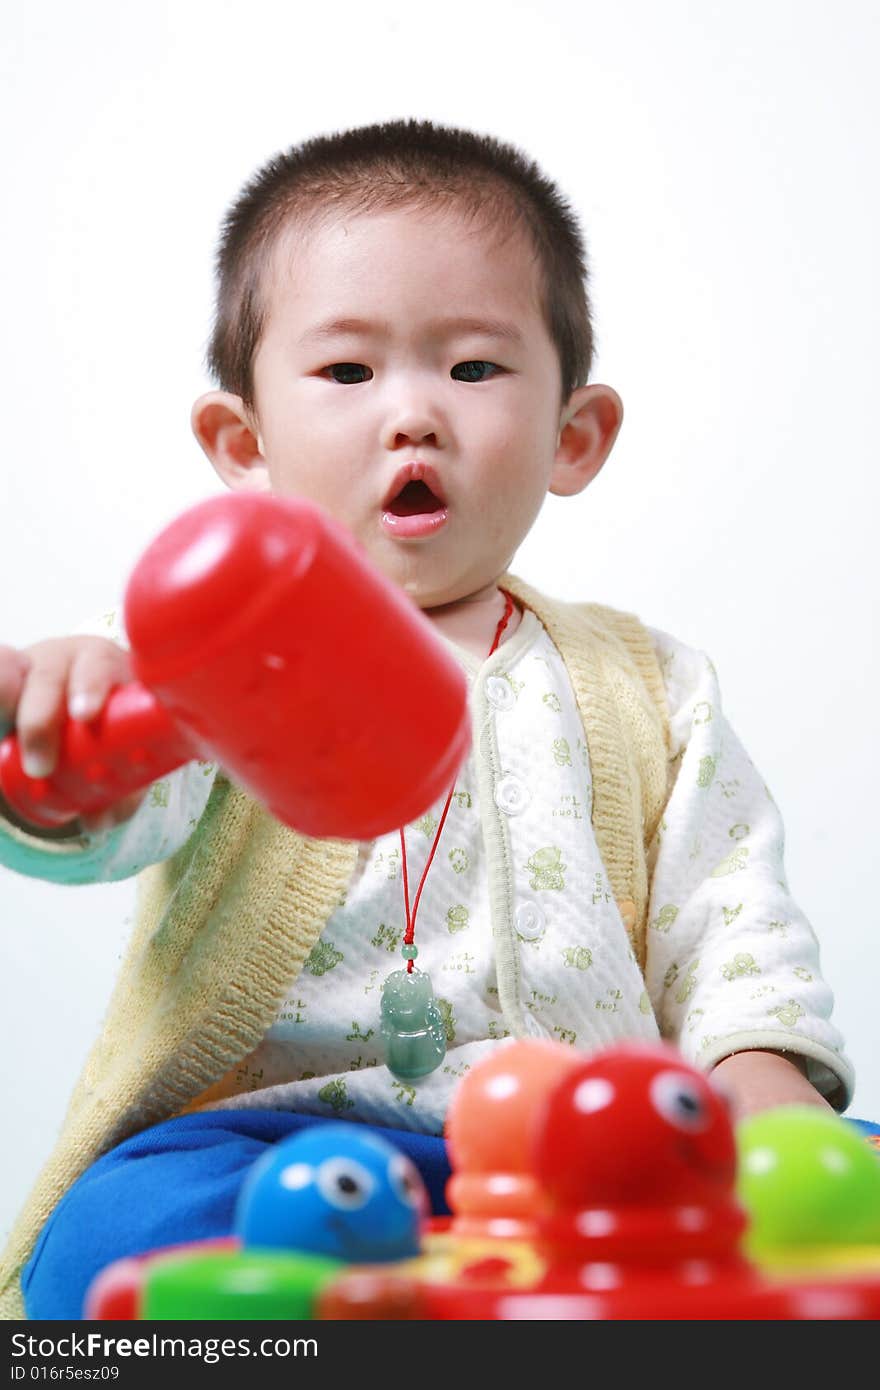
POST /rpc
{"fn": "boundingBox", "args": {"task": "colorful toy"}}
[0,493,469,839]
[444,1038,584,1240]
[85,1041,880,1320]
[737,1105,880,1270]
[320,1043,880,1320]
[319,1039,591,1310]
[83,1238,238,1321]
[143,1248,345,1321]
[85,1125,428,1319]
[235,1124,427,1261]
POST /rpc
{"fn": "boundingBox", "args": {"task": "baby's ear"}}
[191,391,270,492]
[549,384,623,497]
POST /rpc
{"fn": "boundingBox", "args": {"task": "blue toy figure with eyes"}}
[234,1124,428,1263]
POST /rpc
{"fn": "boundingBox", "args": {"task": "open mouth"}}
[386,480,446,517]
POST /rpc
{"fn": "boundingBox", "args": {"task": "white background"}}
[1,1,878,1245]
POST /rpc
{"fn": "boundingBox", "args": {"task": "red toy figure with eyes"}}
[532,1043,747,1271]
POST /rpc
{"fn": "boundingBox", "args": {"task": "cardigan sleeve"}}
[0,759,217,884]
[0,604,217,885]
[642,628,854,1110]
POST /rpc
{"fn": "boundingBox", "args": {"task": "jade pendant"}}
[380,966,447,1079]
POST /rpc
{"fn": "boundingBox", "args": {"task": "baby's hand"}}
[0,636,148,833]
[710,1049,834,1122]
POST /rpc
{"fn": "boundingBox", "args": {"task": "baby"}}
[0,118,852,1320]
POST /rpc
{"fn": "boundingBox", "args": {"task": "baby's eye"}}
[451,360,502,383]
[324,363,373,385]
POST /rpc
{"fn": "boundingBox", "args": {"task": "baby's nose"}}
[382,384,445,450]
[386,417,440,450]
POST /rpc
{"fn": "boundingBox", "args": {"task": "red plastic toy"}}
[320,1042,880,1319]
[89,1041,880,1321]
[0,494,470,839]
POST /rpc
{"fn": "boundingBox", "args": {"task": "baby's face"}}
[246,206,569,610]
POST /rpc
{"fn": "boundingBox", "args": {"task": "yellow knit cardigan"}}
[0,575,672,1318]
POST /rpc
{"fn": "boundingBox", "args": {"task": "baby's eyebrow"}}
[299,315,524,347]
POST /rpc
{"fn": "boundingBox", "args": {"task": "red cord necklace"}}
[380,589,516,1080]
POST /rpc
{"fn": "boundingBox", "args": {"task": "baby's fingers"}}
[0,645,31,739]
[67,641,133,724]
[14,649,70,779]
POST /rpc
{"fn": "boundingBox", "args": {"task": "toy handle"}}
[0,684,198,829]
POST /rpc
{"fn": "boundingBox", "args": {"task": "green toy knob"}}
[737,1105,880,1255]
[141,1249,343,1320]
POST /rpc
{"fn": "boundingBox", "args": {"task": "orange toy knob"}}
[445,1040,583,1238]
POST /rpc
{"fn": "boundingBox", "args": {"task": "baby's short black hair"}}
[206,118,595,412]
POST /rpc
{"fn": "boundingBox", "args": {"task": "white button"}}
[515,902,546,941]
[486,676,515,710]
[494,776,530,815]
[524,1013,545,1038]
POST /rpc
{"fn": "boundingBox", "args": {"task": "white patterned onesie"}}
[0,604,853,1131]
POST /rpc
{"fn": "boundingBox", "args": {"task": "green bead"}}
[142,1249,344,1320]
[736,1106,880,1255]
[401,944,418,960]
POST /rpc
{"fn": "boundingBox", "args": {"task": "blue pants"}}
[23,1110,452,1321]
